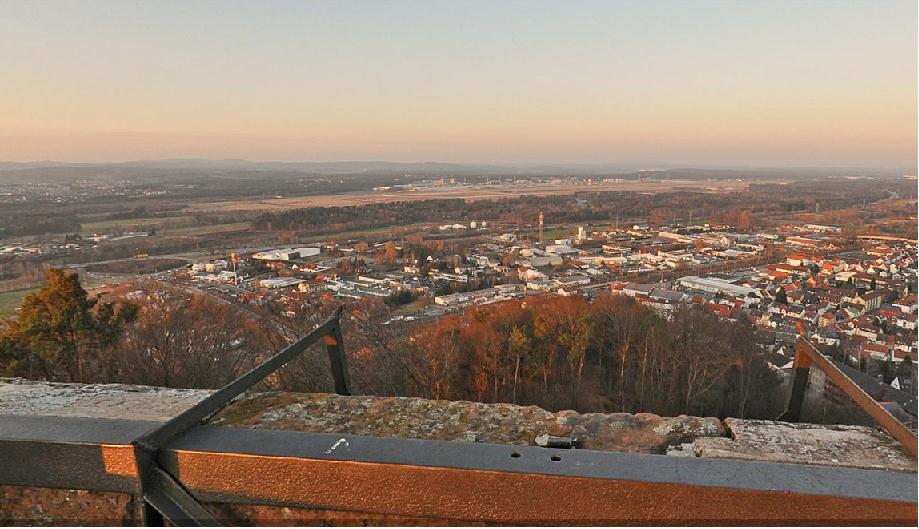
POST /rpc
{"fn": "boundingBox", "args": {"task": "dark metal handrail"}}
[132,306,350,526]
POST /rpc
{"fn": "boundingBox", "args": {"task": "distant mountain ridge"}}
[0,158,626,174]
[0,158,913,184]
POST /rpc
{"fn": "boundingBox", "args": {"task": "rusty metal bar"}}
[171,447,916,525]
[781,335,918,457]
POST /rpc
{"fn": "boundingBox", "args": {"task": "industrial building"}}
[252,247,321,261]
[677,275,757,298]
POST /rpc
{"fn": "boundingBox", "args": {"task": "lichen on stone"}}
[692,418,916,472]
[213,392,725,454]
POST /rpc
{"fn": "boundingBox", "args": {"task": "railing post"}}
[324,308,351,396]
[779,339,812,422]
[779,333,918,458]
[134,443,166,526]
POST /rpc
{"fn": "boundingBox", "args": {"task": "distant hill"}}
[0,158,913,184]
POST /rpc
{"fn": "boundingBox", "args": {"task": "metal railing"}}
[2,413,916,525]
[779,327,918,458]
[133,306,350,526]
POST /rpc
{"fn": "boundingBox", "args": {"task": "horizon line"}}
[1,158,916,171]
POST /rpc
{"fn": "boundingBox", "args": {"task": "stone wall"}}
[0,486,140,526]
[212,392,726,455]
[1,378,915,525]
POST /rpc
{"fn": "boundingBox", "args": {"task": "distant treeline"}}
[0,214,82,238]
[2,176,913,239]
[252,180,908,235]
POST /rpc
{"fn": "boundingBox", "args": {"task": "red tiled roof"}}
[704,302,732,318]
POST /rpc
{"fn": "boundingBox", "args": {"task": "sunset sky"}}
[1,0,916,166]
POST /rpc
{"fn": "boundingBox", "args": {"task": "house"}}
[773,264,811,277]
[703,302,732,319]
[813,327,840,346]
[786,254,815,267]
[894,313,918,331]
[817,311,836,327]
[853,290,887,312]
[555,275,590,288]
[893,295,918,314]
[864,342,892,361]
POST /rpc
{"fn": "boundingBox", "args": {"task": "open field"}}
[0,269,112,318]
[80,215,196,233]
[85,258,189,275]
[161,222,251,236]
[187,179,772,213]
[0,288,39,318]
[297,221,441,244]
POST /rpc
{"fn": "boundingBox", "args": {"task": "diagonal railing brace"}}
[779,331,917,458]
[132,306,350,526]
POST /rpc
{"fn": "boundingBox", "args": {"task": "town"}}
[132,215,915,371]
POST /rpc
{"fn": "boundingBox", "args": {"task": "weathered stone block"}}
[692,418,916,472]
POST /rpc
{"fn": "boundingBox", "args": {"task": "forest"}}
[359,295,785,418]
[0,270,784,420]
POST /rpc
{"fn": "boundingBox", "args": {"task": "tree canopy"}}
[0,269,137,381]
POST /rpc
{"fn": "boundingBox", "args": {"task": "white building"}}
[260,277,304,289]
[434,292,472,305]
[545,244,578,256]
[252,247,320,261]
[192,260,229,273]
[529,255,563,267]
[677,275,756,298]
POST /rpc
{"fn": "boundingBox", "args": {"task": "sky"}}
[0,0,916,167]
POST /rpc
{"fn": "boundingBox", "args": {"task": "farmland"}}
[185,178,766,213]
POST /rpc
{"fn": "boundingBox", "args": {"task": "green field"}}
[0,275,115,319]
[161,222,251,236]
[85,258,189,275]
[0,288,39,318]
[296,221,437,244]
[80,215,195,233]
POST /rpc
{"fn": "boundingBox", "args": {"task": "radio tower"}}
[538,211,544,242]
